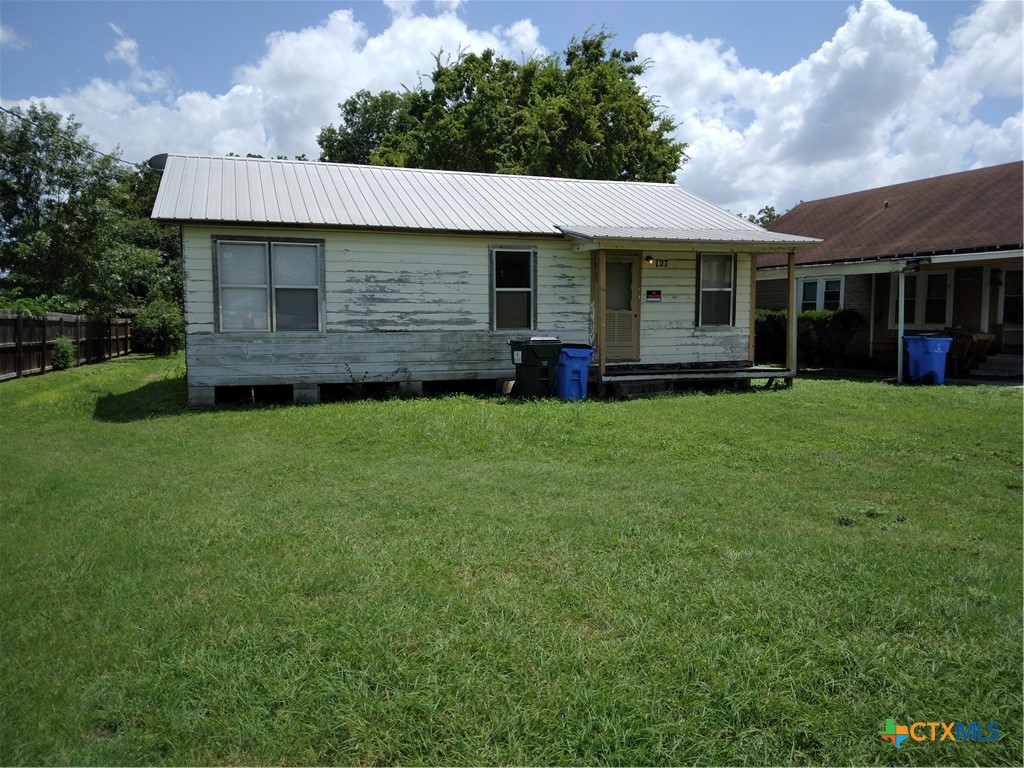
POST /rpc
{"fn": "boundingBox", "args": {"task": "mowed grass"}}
[1,354,1021,766]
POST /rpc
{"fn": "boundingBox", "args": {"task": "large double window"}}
[698,253,735,326]
[891,271,951,328]
[799,276,844,311]
[492,248,535,330]
[216,239,323,332]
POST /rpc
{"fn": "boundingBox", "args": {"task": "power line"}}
[0,104,143,169]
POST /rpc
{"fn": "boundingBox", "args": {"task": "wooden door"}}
[604,256,640,360]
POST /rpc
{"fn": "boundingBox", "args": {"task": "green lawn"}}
[1,354,1021,766]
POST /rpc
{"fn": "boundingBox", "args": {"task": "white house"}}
[150,154,818,405]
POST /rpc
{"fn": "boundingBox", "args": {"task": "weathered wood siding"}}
[182,225,751,388]
[637,250,751,364]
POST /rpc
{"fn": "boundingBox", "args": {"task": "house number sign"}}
[653,259,669,267]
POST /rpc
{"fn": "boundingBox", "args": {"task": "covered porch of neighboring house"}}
[891,253,1022,382]
[757,249,1023,382]
[561,227,812,396]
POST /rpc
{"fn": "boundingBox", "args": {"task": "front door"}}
[604,255,641,360]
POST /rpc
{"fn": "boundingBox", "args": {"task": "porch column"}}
[896,270,906,383]
[597,249,607,378]
[980,266,992,332]
[786,251,797,373]
[868,273,876,358]
[748,253,757,363]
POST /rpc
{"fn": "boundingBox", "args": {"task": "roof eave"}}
[150,217,571,240]
[559,230,821,253]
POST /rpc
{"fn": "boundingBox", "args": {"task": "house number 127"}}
[654,259,669,268]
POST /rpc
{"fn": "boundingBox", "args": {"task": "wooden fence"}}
[0,310,132,381]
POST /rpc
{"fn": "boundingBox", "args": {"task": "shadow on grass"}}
[93,376,188,422]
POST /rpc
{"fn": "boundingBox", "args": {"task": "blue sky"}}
[1,0,1021,214]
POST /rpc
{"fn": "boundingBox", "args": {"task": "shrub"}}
[51,336,77,371]
[754,309,788,364]
[755,308,864,366]
[134,298,184,356]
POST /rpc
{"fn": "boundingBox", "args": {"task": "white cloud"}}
[1,24,27,50]
[435,0,467,13]
[945,0,1023,99]
[383,0,417,20]
[1,7,545,163]
[0,0,1018,213]
[638,0,1023,214]
[101,24,169,94]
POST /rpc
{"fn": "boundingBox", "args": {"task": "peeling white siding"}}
[182,225,751,388]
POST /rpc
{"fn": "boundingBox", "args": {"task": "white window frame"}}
[214,238,324,333]
[798,276,845,311]
[998,267,1023,326]
[888,270,953,330]
[491,247,536,331]
[697,252,736,327]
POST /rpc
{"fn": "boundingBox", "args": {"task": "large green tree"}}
[318,32,687,182]
[317,89,412,165]
[0,104,180,317]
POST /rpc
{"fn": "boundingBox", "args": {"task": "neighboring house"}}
[150,154,818,406]
[757,162,1023,375]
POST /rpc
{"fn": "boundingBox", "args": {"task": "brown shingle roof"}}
[758,161,1023,268]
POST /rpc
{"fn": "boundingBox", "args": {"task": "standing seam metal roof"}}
[152,154,820,246]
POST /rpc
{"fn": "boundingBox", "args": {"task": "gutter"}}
[756,247,1023,279]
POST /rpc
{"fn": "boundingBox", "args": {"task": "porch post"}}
[597,249,607,378]
[980,266,991,332]
[786,251,797,373]
[748,253,757,364]
[897,270,906,383]
[868,273,876,358]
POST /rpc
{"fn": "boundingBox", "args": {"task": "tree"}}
[746,205,781,227]
[318,31,688,182]
[0,103,181,317]
[0,104,120,303]
[317,90,411,165]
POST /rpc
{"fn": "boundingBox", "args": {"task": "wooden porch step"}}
[598,367,793,383]
[970,354,1023,379]
[609,380,668,400]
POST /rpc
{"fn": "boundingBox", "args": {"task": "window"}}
[799,277,844,311]
[216,240,322,332]
[1001,269,1022,325]
[698,253,735,326]
[890,271,951,328]
[492,248,535,329]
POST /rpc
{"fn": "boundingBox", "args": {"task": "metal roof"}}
[558,225,819,247]
[152,154,819,247]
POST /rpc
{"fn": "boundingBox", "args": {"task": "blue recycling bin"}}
[903,335,953,385]
[553,344,595,400]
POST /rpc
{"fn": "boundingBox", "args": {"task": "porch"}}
[579,238,806,397]
[593,360,795,398]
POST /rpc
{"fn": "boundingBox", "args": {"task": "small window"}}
[492,249,535,329]
[923,273,947,325]
[698,253,735,326]
[798,276,844,311]
[800,280,818,312]
[901,275,918,325]
[823,278,842,310]
[216,240,322,332]
[1003,269,1023,325]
